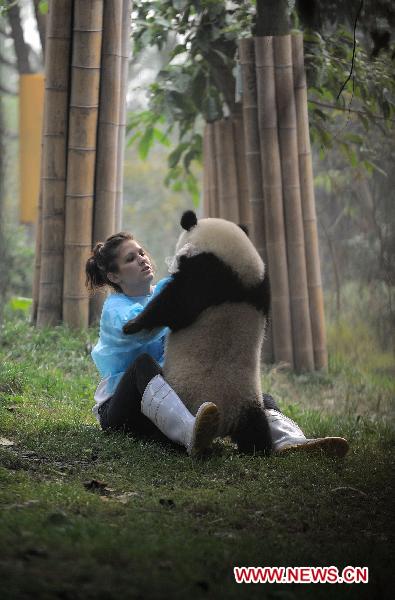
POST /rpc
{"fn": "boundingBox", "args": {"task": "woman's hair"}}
[85,232,153,294]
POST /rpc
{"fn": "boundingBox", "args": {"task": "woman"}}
[85,231,220,457]
[86,232,349,458]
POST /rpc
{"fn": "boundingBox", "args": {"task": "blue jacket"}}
[91,277,171,417]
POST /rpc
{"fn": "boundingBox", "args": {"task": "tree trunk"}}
[256,0,289,37]
[32,0,47,55]
[7,1,32,74]
[63,0,103,329]
[37,0,73,327]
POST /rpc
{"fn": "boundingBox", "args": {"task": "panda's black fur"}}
[124,211,273,454]
[124,251,270,333]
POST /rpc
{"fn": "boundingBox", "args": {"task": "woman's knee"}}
[132,353,163,394]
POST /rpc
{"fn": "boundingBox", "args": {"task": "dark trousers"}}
[98,353,165,437]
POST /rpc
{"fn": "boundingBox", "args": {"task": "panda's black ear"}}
[181,210,198,231]
[238,224,249,237]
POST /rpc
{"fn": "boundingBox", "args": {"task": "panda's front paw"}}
[123,319,140,335]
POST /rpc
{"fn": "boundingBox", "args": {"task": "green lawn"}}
[0,316,394,599]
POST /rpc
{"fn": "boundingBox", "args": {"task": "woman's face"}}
[109,239,154,294]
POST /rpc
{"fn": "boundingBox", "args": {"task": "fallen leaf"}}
[0,437,15,447]
[114,492,140,504]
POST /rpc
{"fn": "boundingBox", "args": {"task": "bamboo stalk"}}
[31,128,45,324]
[233,115,251,231]
[274,34,314,372]
[202,124,211,217]
[89,0,123,324]
[292,33,328,370]
[255,36,293,367]
[213,119,240,223]
[31,187,42,324]
[37,0,73,327]
[238,38,265,256]
[32,79,47,325]
[19,74,44,224]
[206,123,219,217]
[115,0,131,232]
[63,0,103,328]
[238,38,274,364]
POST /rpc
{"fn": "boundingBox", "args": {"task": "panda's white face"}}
[171,217,265,286]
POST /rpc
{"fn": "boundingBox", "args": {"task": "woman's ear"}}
[107,271,121,285]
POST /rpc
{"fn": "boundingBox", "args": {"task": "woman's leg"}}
[100,353,165,437]
[100,353,220,455]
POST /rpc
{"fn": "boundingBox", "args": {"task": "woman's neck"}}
[121,281,153,297]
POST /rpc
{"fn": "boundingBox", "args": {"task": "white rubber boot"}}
[141,375,219,457]
[266,409,349,457]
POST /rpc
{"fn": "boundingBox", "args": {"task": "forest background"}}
[0,2,394,598]
[0,0,394,368]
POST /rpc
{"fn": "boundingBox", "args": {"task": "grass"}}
[0,315,394,600]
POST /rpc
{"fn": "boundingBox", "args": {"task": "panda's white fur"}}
[173,217,265,287]
[164,302,266,437]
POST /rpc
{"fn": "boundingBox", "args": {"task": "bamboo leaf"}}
[153,128,171,147]
[168,143,189,169]
[138,127,155,160]
[363,161,388,177]
[39,0,48,15]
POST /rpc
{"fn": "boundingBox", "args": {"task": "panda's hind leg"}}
[231,405,273,455]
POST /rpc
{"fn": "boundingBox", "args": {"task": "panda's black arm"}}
[123,252,270,335]
[123,275,188,334]
[123,253,235,334]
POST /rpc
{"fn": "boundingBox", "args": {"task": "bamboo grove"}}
[32,1,327,372]
[203,34,327,372]
[32,0,131,329]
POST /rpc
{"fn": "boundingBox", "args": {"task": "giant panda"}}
[123,210,272,454]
